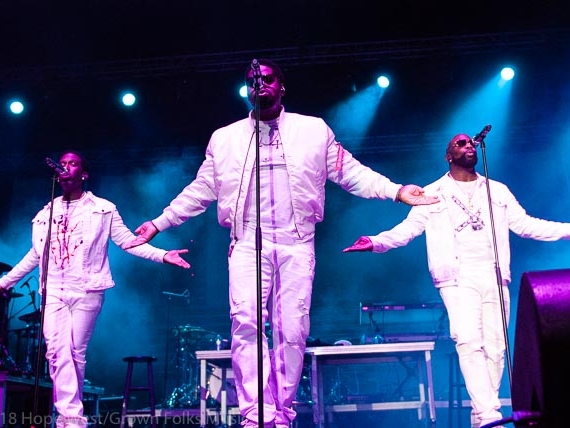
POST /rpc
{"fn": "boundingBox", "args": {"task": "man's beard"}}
[454,153,478,168]
[257,94,277,109]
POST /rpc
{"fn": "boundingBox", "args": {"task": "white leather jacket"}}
[0,191,167,292]
[153,109,402,241]
[368,173,570,287]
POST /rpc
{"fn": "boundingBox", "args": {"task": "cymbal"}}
[0,262,11,273]
[19,310,41,323]
[173,325,206,334]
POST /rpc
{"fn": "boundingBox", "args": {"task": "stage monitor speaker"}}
[512,269,570,427]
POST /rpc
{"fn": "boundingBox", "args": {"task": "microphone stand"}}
[162,292,173,404]
[32,173,58,424]
[478,135,513,394]
[251,60,266,428]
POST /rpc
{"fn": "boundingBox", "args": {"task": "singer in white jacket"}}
[125,58,439,428]
[0,150,190,428]
[344,133,570,428]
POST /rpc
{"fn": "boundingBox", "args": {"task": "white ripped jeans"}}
[439,266,510,427]
[228,234,314,428]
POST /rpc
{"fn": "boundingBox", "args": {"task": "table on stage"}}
[196,341,436,428]
[195,349,239,428]
[307,342,436,428]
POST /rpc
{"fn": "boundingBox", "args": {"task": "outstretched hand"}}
[164,249,191,269]
[124,221,159,249]
[343,236,373,253]
[398,184,439,206]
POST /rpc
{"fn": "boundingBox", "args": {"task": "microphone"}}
[251,58,260,74]
[251,58,262,87]
[19,276,33,288]
[45,157,67,174]
[472,125,492,146]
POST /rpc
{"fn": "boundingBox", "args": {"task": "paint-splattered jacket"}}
[0,191,167,292]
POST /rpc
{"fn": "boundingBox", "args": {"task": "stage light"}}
[239,85,248,98]
[500,67,515,81]
[376,75,390,88]
[121,92,136,107]
[9,100,24,114]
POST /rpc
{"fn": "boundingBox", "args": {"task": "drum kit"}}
[0,263,46,377]
[165,324,236,409]
[163,323,311,409]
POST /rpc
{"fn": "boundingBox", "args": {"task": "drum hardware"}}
[0,275,45,377]
[161,289,193,405]
[9,323,44,377]
[0,276,23,374]
[0,340,18,374]
[295,365,313,405]
[165,324,226,408]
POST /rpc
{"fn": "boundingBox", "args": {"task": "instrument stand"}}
[477,132,513,391]
[0,291,18,374]
[0,343,18,374]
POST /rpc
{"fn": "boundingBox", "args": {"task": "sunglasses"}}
[246,74,278,88]
[453,139,476,148]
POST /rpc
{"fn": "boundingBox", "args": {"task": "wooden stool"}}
[120,356,157,428]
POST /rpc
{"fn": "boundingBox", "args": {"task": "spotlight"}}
[121,92,136,107]
[376,75,390,89]
[9,100,24,115]
[500,67,515,81]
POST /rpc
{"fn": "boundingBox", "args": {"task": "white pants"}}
[439,267,510,427]
[228,235,314,428]
[43,288,104,428]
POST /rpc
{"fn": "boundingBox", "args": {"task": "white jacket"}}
[153,109,402,240]
[368,173,570,287]
[0,191,167,292]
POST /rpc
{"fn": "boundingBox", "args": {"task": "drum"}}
[165,383,199,408]
[166,325,225,408]
[172,324,219,350]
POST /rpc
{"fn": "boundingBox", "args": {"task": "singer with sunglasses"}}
[0,150,191,428]
[124,58,438,428]
[343,132,570,428]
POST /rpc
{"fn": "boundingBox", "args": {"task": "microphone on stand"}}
[472,125,492,147]
[251,58,261,87]
[45,157,67,174]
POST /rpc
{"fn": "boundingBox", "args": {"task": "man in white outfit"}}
[125,59,439,428]
[343,133,570,428]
